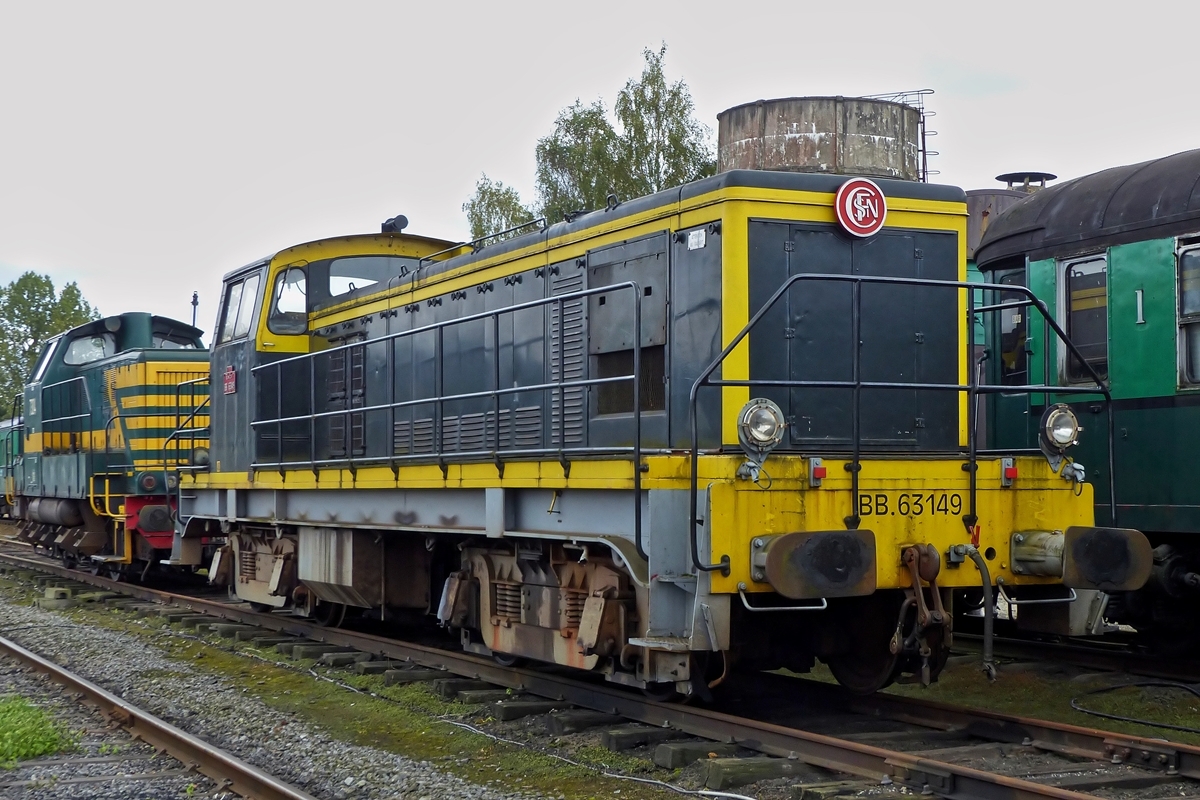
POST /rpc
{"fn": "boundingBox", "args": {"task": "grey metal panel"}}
[547,261,587,446]
[442,286,490,452]
[670,223,723,448]
[855,232,921,445]
[786,226,856,445]
[510,269,546,449]
[646,489,693,637]
[749,221,959,451]
[586,233,669,352]
[188,485,651,542]
[212,268,266,474]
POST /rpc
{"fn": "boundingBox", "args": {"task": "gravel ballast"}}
[0,652,219,799]
[0,594,549,800]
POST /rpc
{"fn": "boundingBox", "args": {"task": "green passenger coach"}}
[975,149,1200,647]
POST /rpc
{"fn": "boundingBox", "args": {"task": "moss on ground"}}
[10,564,1200,794]
[0,572,672,798]
[881,657,1200,746]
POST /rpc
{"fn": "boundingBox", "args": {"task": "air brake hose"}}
[964,544,997,681]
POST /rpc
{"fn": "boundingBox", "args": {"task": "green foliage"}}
[461,174,537,242]
[0,272,99,409]
[0,695,73,766]
[464,42,714,235]
[533,99,622,226]
[613,45,717,198]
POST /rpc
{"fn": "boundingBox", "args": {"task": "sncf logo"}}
[835,178,887,237]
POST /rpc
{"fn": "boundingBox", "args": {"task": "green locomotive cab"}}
[9,312,210,576]
[977,150,1200,647]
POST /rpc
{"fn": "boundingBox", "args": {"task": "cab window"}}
[31,338,61,382]
[1179,247,1200,383]
[218,272,262,344]
[63,333,116,365]
[268,267,308,335]
[1060,255,1108,382]
[153,333,199,349]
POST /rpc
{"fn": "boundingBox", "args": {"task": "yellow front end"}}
[701,455,1091,595]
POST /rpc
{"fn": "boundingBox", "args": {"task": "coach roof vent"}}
[996,171,1056,193]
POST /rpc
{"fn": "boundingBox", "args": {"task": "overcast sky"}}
[0,1,1192,338]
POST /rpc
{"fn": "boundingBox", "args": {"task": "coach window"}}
[1060,255,1108,382]
[1179,246,1200,383]
[997,270,1028,386]
[217,272,262,344]
[268,267,308,335]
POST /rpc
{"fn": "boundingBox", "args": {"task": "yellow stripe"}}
[304,186,967,330]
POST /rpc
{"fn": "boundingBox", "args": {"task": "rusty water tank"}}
[717,96,922,180]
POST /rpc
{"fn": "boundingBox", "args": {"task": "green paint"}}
[1108,239,1177,399]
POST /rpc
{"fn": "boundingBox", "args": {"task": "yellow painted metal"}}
[254,233,459,354]
[185,451,1087,596]
[88,473,122,518]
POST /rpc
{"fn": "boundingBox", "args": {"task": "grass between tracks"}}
[0,574,671,799]
[0,694,74,767]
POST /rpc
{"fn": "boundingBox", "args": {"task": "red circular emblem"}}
[834,178,887,237]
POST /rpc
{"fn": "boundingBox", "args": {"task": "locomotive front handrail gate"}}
[687,273,1117,575]
[248,281,651,561]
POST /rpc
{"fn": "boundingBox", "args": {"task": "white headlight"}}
[738,398,786,460]
[1040,404,1081,451]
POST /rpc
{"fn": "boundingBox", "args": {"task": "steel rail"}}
[0,632,318,800]
[3,548,1192,800]
[953,633,1200,685]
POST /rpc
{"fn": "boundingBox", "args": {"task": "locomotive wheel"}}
[61,552,76,570]
[642,682,681,702]
[826,640,899,695]
[248,601,275,613]
[312,601,347,628]
[492,652,525,668]
[824,594,903,695]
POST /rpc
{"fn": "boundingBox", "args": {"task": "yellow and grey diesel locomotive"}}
[173,166,1152,696]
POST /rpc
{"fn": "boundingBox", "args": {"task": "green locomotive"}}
[976,149,1200,646]
[5,312,210,575]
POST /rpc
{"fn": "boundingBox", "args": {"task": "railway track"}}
[3,542,1199,800]
[0,630,317,800]
[953,632,1200,684]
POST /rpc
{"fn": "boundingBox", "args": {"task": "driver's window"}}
[268,267,308,335]
[218,272,263,344]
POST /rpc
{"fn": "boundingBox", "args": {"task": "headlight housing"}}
[1039,404,1081,453]
[737,398,786,463]
[191,446,211,468]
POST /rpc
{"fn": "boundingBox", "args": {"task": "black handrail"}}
[687,273,1115,575]
[249,281,648,562]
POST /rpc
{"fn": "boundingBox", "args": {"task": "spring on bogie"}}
[493,583,521,620]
